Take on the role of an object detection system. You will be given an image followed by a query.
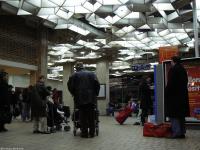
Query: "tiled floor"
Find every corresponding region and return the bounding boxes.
[0,116,200,150]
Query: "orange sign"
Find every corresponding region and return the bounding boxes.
[159,46,179,63]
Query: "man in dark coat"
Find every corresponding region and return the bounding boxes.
[165,56,190,138]
[138,76,152,126]
[67,62,100,138]
[31,75,50,134]
[0,70,11,132]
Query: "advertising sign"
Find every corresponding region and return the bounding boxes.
[159,46,179,63]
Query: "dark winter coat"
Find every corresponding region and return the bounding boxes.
[0,80,10,107]
[165,63,190,118]
[0,80,11,123]
[138,80,152,110]
[67,69,100,108]
[30,82,50,117]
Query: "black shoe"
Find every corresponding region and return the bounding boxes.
[33,130,41,134]
[81,134,88,138]
[40,131,51,134]
[167,134,185,139]
[133,122,140,125]
[89,134,95,138]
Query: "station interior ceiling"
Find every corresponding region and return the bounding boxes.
[0,0,198,80]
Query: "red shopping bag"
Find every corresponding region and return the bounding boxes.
[143,123,172,137]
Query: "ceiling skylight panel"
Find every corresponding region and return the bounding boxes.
[124,12,140,19]
[68,25,90,36]
[96,0,121,5]
[64,5,91,13]
[105,15,120,24]
[158,29,170,36]
[41,0,57,7]
[114,5,130,18]
[82,1,102,12]
[17,9,31,15]
[26,0,41,7]
[175,33,188,40]
[38,8,55,15]
[49,0,65,6]
[5,1,19,8]
[22,1,37,13]
[56,9,73,20]
[153,3,175,11]
[122,25,135,33]
[62,0,87,6]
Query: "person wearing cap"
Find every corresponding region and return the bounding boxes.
[165,56,190,138]
[68,62,100,138]
[0,70,11,132]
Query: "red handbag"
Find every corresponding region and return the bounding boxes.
[143,123,172,137]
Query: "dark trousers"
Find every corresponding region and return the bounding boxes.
[170,117,186,136]
[141,109,148,125]
[79,104,95,136]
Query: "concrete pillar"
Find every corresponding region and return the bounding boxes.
[37,28,48,78]
[193,0,199,57]
[63,63,74,111]
[96,60,109,115]
[30,71,37,86]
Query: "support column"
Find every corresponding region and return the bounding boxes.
[37,28,48,79]
[96,60,109,115]
[193,0,199,57]
[63,63,74,111]
[30,71,37,86]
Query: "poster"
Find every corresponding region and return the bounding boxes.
[164,58,200,123]
[159,46,179,63]
[184,62,200,120]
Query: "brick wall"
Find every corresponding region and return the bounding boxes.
[0,15,40,65]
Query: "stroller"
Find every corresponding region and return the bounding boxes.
[72,103,99,136]
[47,102,71,132]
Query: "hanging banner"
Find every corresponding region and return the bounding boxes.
[159,46,179,63]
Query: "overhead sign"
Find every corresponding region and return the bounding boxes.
[159,46,179,63]
[132,64,151,71]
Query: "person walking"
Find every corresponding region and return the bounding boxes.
[30,75,50,134]
[137,76,152,126]
[68,62,100,138]
[165,56,190,139]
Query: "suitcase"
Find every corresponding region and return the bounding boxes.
[115,106,133,125]
[143,122,172,137]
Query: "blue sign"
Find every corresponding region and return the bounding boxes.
[132,64,151,71]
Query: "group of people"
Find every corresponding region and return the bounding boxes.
[0,70,62,134]
[0,56,190,139]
